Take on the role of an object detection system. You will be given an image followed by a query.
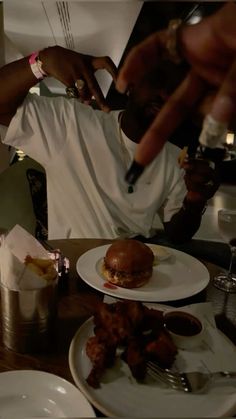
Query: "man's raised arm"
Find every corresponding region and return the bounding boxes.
[0,46,118,126]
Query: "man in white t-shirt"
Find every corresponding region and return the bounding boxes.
[0,46,219,240]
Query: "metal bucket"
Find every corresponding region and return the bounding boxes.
[0,279,58,353]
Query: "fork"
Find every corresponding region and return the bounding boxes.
[147,361,236,392]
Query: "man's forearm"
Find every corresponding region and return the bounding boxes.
[163,199,206,244]
[0,56,41,125]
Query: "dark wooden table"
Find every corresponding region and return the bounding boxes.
[0,238,235,396]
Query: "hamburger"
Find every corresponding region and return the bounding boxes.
[102,239,154,288]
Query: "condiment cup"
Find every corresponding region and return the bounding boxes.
[164,310,204,350]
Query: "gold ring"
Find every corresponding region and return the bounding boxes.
[66,86,79,98]
[76,79,85,91]
[166,19,183,64]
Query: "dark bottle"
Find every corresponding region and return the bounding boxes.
[195,144,226,166]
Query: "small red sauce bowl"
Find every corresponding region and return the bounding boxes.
[164,310,203,349]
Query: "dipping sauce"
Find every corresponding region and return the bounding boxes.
[164,311,202,337]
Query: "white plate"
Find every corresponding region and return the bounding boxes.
[76,244,209,302]
[69,314,236,418]
[0,370,95,418]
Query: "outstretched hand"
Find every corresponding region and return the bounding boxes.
[116,3,236,167]
[41,46,118,112]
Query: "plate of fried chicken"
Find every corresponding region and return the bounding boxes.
[69,300,236,417]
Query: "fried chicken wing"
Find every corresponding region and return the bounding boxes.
[86,335,116,388]
[122,337,146,380]
[145,330,177,368]
[94,301,132,345]
[142,306,164,332]
[85,301,177,388]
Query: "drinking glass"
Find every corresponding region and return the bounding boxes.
[213,209,236,292]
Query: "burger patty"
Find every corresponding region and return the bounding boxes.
[102,261,152,288]
[104,263,152,278]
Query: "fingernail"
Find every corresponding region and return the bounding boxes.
[211,96,234,122]
[125,160,144,185]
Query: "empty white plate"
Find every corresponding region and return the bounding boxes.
[0,370,95,418]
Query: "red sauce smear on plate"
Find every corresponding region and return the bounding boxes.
[104,282,117,289]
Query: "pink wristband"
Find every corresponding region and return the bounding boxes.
[29,51,47,80]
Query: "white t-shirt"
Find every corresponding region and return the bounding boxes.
[1,94,186,239]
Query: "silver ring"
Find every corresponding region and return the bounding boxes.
[205,180,214,187]
[76,79,85,91]
[66,86,79,98]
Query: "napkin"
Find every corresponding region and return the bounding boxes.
[0,224,56,290]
